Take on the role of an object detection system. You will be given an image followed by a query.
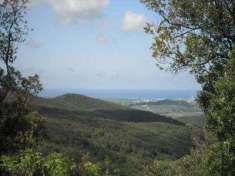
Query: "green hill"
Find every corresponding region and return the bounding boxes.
[32,94,198,176]
[32,94,184,125]
[43,116,193,176]
[32,93,122,111]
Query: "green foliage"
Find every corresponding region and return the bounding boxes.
[142,0,235,175]
[141,0,234,76]
[0,1,77,175]
[173,150,205,176]
[33,94,184,125]
[32,94,195,176]
[32,92,190,175]
[127,99,204,127]
[40,109,193,176]
[82,161,100,176]
[144,160,173,176]
[0,0,43,154]
[144,149,205,176]
[204,142,235,176]
[77,154,120,176]
[33,93,122,112]
[0,0,28,69]
[0,112,45,153]
[0,150,44,175]
[0,0,42,105]
[0,149,76,176]
[102,155,120,176]
[141,0,235,143]
[197,46,235,175]
[44,153,76,176]
[198,48,235,142]
[144,142,235,176]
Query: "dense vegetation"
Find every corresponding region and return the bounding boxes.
[141,0,235,175]
[1,0,234,175]
[0,1,196,175]
[127,99,204,127]
[32,94,184,125]
[32,94,123,111]
[33,94,195,176]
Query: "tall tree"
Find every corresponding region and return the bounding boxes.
[141,0,235,174]
[141,0,235,74]
[0,0,27,101]
[0,0,43,153]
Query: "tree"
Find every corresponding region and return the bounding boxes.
[0,0,43,153]
[141,0,234,74]
[200,47,235,175]
[0,149,76,176]
[202,47,235,142]
[141,0,235,175]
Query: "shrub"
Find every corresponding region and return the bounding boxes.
[0,112,45,153]
[0,149,76,176]
[83,161,100,176]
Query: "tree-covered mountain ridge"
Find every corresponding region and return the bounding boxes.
[31,93,185,125]
[27,93,198,176]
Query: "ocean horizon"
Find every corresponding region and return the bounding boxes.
[40,89,200,100]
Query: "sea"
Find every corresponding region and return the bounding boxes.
[40,89,200,101]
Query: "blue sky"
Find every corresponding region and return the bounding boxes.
[16,0,200,90]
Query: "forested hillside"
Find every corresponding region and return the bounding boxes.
[32,94,195,176]
[0,0,234,176]
[125,99,204,127]
[32,94,184,124]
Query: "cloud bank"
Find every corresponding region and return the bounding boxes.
[121,11,146,32]
[31,0,109,23]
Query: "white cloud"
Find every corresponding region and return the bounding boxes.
[31,0,109,23]
[121,11,146,32]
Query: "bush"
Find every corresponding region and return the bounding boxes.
[204,142,235,176]
[44,153,76,176]
[0,112,45,153]
[83,161,100,176]
[0,149,76,176]
[144,142,235,176]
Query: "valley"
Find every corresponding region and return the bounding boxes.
[31,94,204,176]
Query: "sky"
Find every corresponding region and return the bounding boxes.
[15,0,200,91]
